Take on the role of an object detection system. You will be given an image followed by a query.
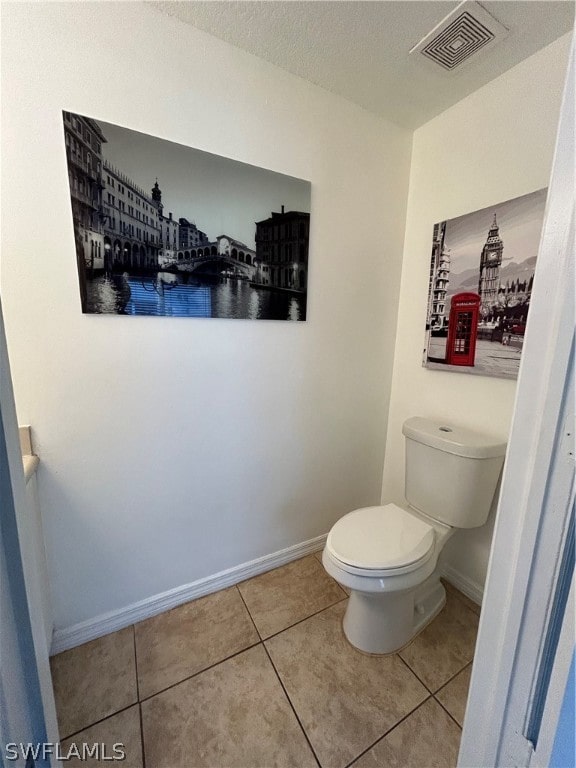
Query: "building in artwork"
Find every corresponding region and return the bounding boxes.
[478,213,504,315]
[101,166,162,271]
[147,180,182,267]
[152,181,180,265]
[216,236,255,265]
[63,112,308,290]
[254,207,310,291]
[158,232,255,271]
[494,273,534,332]
[64,112,184,274]
[427,221,450,333]
[178,218,210,252]
[63,111,107,272]
[158,211,180,266]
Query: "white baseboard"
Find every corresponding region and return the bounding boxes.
[439,562,484,606]
[51,533,327,656]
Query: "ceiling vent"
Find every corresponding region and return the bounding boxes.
[410,1,509,74]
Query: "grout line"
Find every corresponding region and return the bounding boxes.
[261,642,322,768]
[260,595,349,643]
[62,567,469,766]
[342,694,434,768]
[79,596,351,717]
[397,651,473,697]
[397,653,434,694]
[131,625,147,768]
[234,584,264,641]
[138,640,263,704]
[138,703,147,768]
[433,695,464,731]
[432,659,475,694]
[335,584,349,600]
[236,582,322,767]
[61,702,138,742]
[60,626,142,742]
[132,624,140,701]
[435,660,474,696]
[432,659,474,731]
[235,550,347,638]
[97,585,349,710]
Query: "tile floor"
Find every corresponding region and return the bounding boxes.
[50,553,480,768]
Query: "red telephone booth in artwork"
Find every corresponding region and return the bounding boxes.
[446,293,481,366]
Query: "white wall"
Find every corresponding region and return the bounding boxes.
[0,3,411,633]
[381,34,572,598]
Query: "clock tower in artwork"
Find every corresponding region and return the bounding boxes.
[478,213,503,316]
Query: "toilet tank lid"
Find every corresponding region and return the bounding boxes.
[402,417,507,459]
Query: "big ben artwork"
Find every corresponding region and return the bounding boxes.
[478,214,503,316]
[423,188,547,381]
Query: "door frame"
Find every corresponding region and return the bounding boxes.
[0,301,61,766]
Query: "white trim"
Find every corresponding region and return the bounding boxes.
[51,533,327,655]
[52,538,484,656]
[439,563,483,606]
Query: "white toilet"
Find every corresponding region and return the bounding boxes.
[322,417,506,654]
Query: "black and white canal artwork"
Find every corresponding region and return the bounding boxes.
[63,112,311,320]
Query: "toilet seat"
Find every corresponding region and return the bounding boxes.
[326,504,435,577]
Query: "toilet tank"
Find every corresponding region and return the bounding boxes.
[402,417,506,528]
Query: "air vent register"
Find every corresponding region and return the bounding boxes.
[410,1,509,73]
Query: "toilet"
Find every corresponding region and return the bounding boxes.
[322,417,506,654]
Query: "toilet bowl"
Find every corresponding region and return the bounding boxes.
[322,503,454,654]
[322,417,506,655]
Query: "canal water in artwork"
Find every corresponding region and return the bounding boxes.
[85,272,306,320]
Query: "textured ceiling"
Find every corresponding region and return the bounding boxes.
[150,1,574,128]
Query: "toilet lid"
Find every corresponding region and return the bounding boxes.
[326,504,435,571]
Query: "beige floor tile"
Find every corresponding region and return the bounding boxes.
[352,698,461,768]
[265,601,428,768]
[60,705,142,767]
[238,554,346,638]
[442,579,482,616]
[50,627,137,739]
[436,664,473,726]
[399,592,479,692]
[135,586,259,699]
[141,645,317,768]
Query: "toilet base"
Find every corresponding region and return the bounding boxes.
[342,575,446,655]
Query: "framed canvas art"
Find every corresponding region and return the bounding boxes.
[63,112,311,320]
[423,188,547,380]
